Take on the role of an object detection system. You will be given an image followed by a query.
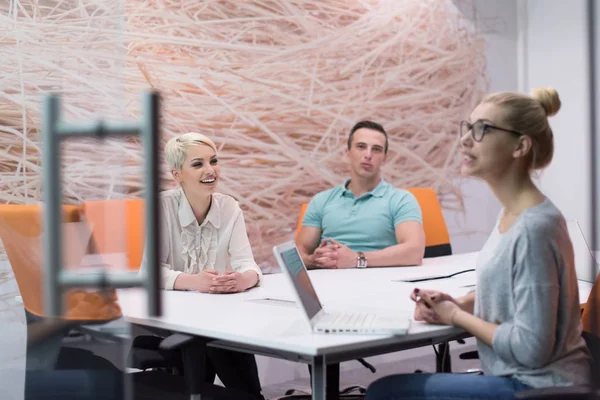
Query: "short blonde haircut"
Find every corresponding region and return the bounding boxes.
[482,87,561,170]
[164,132,217,171]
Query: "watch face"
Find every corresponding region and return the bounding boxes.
[356,252,367,268]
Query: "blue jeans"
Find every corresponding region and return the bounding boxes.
[365,373,531,400]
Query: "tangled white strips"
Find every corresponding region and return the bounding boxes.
[1,0,487,267]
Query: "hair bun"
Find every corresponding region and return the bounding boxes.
[531,87,561,117]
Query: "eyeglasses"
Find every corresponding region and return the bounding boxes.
[459,120,523,142]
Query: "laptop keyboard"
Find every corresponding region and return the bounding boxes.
[320,312,376,328]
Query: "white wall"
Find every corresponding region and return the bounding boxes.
[522,0,593,267]
[448,0,596,264]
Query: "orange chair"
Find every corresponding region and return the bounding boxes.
[81,199,145,270]
[295,203,309,240]
[0,204,122,321]
[295,187,452,258]
[583,277,600,337]
[405,187,452,258]
[581,277,600,386]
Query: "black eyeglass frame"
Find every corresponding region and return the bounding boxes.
[459,120,523,142]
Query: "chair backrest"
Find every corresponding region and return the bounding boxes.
[583,282,600,336]
[0,204,80,317]
[0,204,122,320]
[126,200,145,269]
[405,187,452,258]
[294,187,451,258]
[581,276,600,384]
[81,199,145,270]
[295,203,309,240]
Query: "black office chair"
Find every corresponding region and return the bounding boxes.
[129,333,264,400]
[129,334,184,375]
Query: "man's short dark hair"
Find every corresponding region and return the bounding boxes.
[347,120,389,154]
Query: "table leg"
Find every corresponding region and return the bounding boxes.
[309,361,340,399]
[311,356,326,400]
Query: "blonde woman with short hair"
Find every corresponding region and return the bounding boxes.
[140,132,262,293]
[139,132,264,399]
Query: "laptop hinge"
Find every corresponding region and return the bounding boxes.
[312,308,327,328]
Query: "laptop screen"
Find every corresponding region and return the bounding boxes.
[279,246,323,320]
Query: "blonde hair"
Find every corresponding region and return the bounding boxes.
[164,132,217,171]
[482,87,561,170]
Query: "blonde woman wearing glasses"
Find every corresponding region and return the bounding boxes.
[366,88,592,399]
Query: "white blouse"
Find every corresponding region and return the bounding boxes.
[140,187,263,290]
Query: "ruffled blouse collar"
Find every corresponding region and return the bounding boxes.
[177,187,220,273]
[177,187,221,229]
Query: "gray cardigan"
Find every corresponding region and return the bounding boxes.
[475,198,591,388]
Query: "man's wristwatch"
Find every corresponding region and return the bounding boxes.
[356,251,368,269]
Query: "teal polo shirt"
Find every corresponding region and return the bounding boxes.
[302,179,422,252]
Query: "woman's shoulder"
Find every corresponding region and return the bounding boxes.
[160,188,181,200]
[158,188,183,208]
[514,198,568,248]
[520,198,564,230]
[212,192,242,212]
[212,193,245,229]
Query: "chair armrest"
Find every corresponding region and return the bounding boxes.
[159,333,198,350]
[514,386,598,400]
[458,350,479,360]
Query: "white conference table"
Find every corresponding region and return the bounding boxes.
[117,251,594,400]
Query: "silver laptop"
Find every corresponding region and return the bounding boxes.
[273,240,409,335]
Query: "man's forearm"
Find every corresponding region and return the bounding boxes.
[364,242,424,267]
[298,248,315,269]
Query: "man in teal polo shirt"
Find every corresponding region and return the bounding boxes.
[297,120,425,269]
